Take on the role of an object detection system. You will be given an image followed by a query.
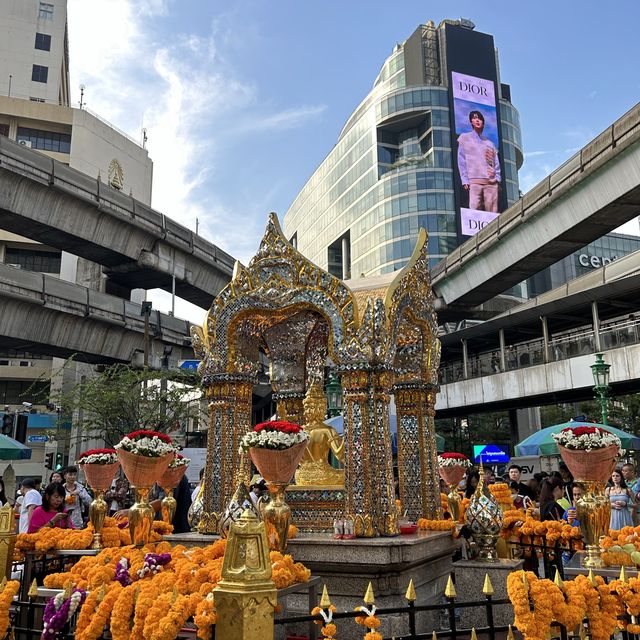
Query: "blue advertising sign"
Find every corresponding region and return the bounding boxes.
[178,360,200,371]
[473,444,510,464]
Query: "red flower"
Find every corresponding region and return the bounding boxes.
[561,426,611,437]
[253,420,301,434]
[125,429,173,443]
[440,452,468,460]
[78,448,117,459]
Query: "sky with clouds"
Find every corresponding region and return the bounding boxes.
[66,0,640,323]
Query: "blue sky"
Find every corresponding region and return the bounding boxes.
[66,0,640,321]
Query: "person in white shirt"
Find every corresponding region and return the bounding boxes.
[18,478,42,534]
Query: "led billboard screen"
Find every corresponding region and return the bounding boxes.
[473,444,510,464]
[452,71,501,236]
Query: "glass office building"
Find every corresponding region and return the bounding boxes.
[284,19,524,279]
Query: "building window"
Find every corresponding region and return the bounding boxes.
[16,127,71,153]
[31,64,49,83]
[35,33,51,51]
[38,3,54,20]
[0,380,50,405]
[5,248,62,274]
[0,124,8,137]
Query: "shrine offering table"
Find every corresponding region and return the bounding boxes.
[563,551,623,579]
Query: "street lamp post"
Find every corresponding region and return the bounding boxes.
[325,374,342,418]
[591,353,611,425]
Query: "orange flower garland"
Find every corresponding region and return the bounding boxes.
[417,518,455,532]
[488,482,513,509]
[0,580,20,638]
[311,604,337,639]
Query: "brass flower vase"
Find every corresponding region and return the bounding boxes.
[89,493,108,549]
[260,483,290,552]
[160,491,177,525]
[439,464,465,521]
[159,464,188,526]
[576,481,610,568]
[80,462,120,549]
[129,487,154,546]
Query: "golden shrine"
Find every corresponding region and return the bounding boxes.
[192,213,441,535]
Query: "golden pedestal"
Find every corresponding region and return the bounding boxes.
[214,510,277,640]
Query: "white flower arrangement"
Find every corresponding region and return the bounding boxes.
[76,449,118,465]
[115,429,177,458]
[552,426,622,451]
[438,453,472,468]
[168,454,190,468]
[239,420,309,451]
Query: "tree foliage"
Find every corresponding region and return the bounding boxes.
[49,363,204,447]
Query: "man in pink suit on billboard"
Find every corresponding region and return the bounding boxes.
[457,110,500,213]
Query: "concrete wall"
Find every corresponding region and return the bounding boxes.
[437,343,640,411]
[0,0,68,104]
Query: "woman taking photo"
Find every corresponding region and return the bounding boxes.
[28,483,74,533]
[539,476,565,521]
[606,468,634,530]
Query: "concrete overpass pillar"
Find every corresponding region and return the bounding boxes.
[462,339,469,379]
[499,329,506,372]
[541,316,551,364]
[592,301,602,351]
[510,406,542,448]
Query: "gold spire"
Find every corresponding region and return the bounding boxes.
[470,628,478,640]
[444,575,456,598]
[588,569,597,586]
[364,582,375,605]
[172,586,178,603]
[620,565,628,582]
[28,579,38,598]
[553,567,564,591]
[405,579,416,602]
[97,584,106,603]
[63,582,73,599]
[507,624,515,640]
[320,584,331,608]
[482,574,494,596]
[0,577,7,591]
[521,571,529,590]
[432,633,437,640]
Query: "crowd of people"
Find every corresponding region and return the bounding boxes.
[12,465,201,535]
[455,461,640,531]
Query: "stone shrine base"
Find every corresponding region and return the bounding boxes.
[453,558,523,630]
[165,530,460,639]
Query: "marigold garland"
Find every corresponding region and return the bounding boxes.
[311,604,337,639]
[0,580,20,638]
[417,518,455,532]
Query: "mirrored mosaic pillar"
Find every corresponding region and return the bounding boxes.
[394,382,440,520]
[273,390,305,426]
[342,370,398,536]
[201,376,254,534]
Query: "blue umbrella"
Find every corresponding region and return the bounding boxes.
[515,421,640,456]
[324,415,445,453]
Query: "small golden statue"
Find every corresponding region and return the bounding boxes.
[295,383,344,487]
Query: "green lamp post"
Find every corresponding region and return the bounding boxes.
[325,374,342,418]
[590,353,611,425]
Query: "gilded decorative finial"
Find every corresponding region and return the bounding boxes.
[28,579,38,598]
[432,633,437,640]
[364,582,375,605]
[507,624,515,640]
[553,567,564,591]
[521,571,529,590]
[405,579,416,602]
[470,628,478,640]
[482,574,494,596]
[588,569,597,586]
[444,575,456,598]
[620,565,627,582]
[320,584,331,608]
[63,582,73,599]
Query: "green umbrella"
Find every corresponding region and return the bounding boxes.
[0,434,32,460]
[515,421,640,456]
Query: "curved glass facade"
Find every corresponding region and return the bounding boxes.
[284,20,523,279]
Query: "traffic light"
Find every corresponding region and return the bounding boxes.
[1,413,13,437]
[45,452,54,470]
[14,415,27,444]
[55,453,65,470]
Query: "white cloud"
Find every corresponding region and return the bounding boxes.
[66,1,323,323]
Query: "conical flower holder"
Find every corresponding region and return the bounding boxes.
[439,465,465,521]
[80,462,120,549]
[249,441,306,552]
[159,465,188,525]
[117,450,173,546]
[558,445,619,567]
